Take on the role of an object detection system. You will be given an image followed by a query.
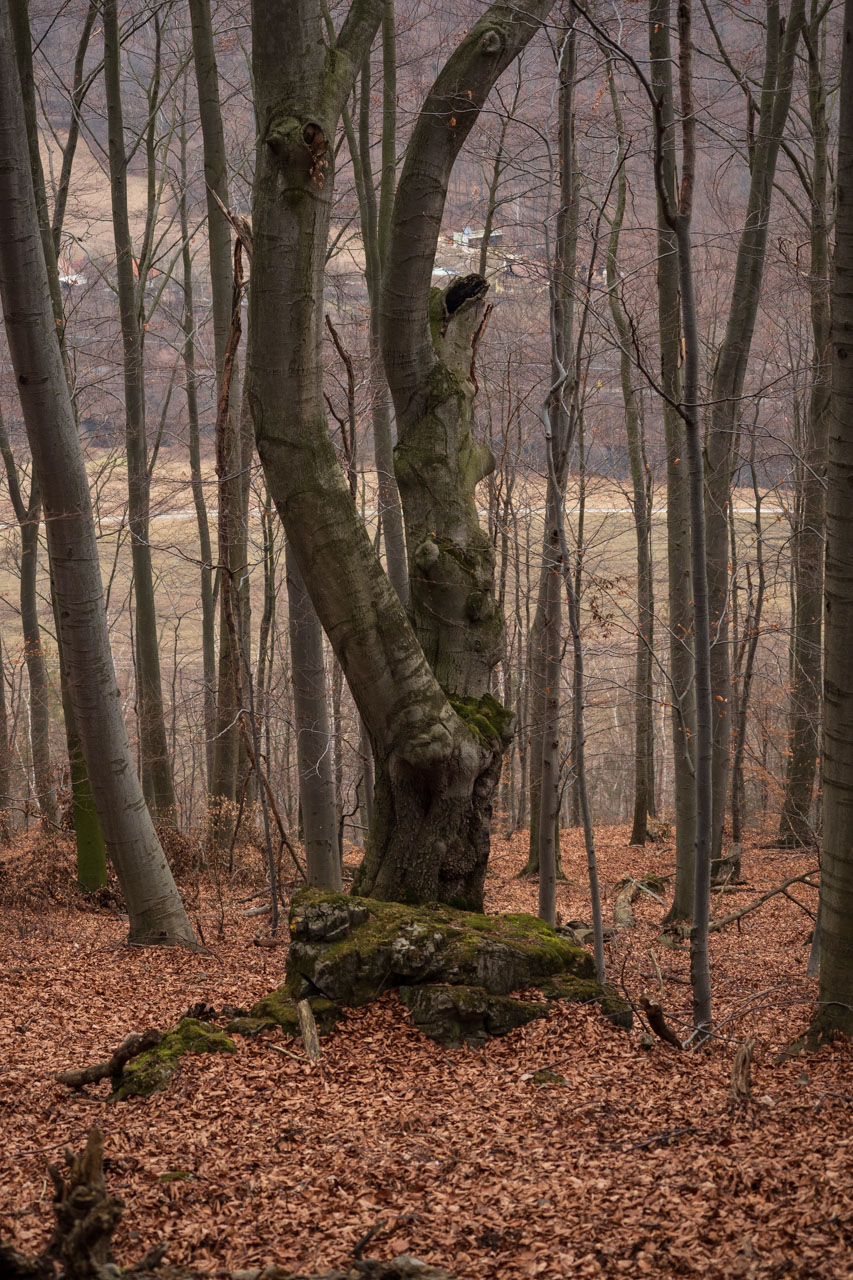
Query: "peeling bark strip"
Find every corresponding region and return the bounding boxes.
[249,2,553,906]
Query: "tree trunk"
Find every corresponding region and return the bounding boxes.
[703,0,804,863]
[189,0,245,823]
[818,0,853,1037]
[103,0,176,824]
[177,110,217,793]
[250,0,550,906]
[0,9,195,945]
[650,0,696,921]
[778,0,830,847]
[606,62,655,845]
[0,627,13,842]
[286,543,340,889]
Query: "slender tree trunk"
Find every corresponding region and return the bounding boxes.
[0,416,60,830]
[0,628,12,842]
[606,63,655,844]
[818,0,853,1036]
[286,544,340,889]
[103,0,176,823]
[0,11,195,944]
[651,0,696,922]
[177,113,216,791]
[537,25,577,914]
[672,0,712,1035]
[189,0,244,821]
[779,0,830,847]
[704,0,805,863]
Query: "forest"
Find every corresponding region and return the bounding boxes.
[0,0,851,1276]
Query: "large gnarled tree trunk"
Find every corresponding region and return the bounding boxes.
[249,0,552,907]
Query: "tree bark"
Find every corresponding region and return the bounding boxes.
[286,543,340,890]
[818,0,853,1036]
[704,0,804,863]
[0,6,196,946]
[250,1,551,907]
[778,0,830,847]
[650,0,696,922]
[606,62,655,846]
[188,0,245,825]
[103,0,176,824]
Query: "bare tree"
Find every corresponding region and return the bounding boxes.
[0,4,196,946]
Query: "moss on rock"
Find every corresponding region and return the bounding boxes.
[113,1018,235,1100]
[541,974,633,1030]
[286,888,594,1011]
[246,990,341,1037]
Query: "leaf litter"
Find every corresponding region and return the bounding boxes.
[0,825,850,1278]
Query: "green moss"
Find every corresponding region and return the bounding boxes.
[540,975,633,1031]
[249,990,301,1032]
[532,1069,567,1086]
[248,988,341,1036]
[158,1171,194,1183]
[448,692,513,748]
[113,1018,235,1100]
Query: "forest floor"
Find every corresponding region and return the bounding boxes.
[0,824,849,1279]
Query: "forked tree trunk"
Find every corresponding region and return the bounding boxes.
[0,9,195,946]
[250,0,551,907]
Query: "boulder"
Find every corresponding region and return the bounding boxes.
[281,889,631,1047]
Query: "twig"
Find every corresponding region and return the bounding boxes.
[266,1043,309,1063]
[352,1217,387,1262]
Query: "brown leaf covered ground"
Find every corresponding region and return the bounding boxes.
[1,825,850,1279]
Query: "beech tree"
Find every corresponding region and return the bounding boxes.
[0,3,196,948]
[819,0,853,1036]
[249,0,554,907]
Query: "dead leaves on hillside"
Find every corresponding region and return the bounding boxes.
[0,825,851,1279]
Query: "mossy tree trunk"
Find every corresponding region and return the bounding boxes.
[250,0,552,908]
[10,0,106,878]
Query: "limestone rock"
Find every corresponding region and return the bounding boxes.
[280,889,630,1046]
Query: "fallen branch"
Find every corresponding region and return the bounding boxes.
[56,1030,161,1091]
[613,875,666,928]
[709,871,818,933]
